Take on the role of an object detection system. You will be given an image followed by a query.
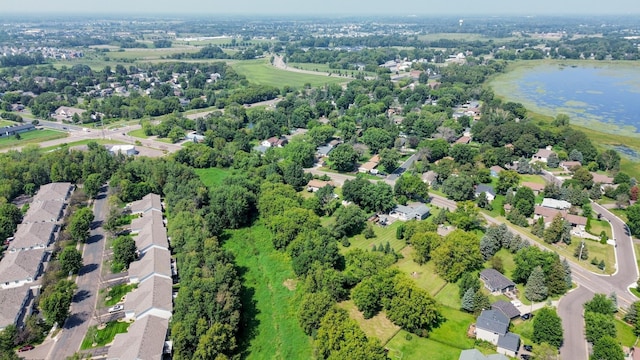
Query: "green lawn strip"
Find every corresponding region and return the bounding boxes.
[342,221,406,253]
[428,306,476,350]
[232,59,348,88]
[434,283,462,309]
[223,224,312,360]
[80,321,130,349]
[519,174,547,185]
[40,139,128,152]
[338,300,401,345]
[511,317,534,345]
[127,128,148,139]
[0,119,17,127]
[104,283,136,307]
[615,318,637,347]
[0,129,67,149]
[588,219,613,239]
[394,250,447,295]
[385,330,468,360]
[194,167,232,188]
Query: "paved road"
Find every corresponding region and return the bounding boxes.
[305,167,639,359]
[45,186,110,359]
[387,153,418,181]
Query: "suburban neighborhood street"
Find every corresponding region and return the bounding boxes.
[305,166,639,358]
[25,185,111,360]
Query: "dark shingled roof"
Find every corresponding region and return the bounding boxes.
[492,300,520,319]
[476,309,509,335]
[497,332,520,352]
[480,269,516,292]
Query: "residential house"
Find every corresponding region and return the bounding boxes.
[130,193,163,215]
[475,309,521,357]
[480,269,516,295]
[475,184,496,202]
[491,300,521,320]
[455,136,471,144]
[459,349,508,360]
[33,182,72,202]
[107,315,170,360]
[0,285,32,331]
[109,145,137,156]
[531,146,555,163]
[128,247,172,285]
[591,172,615,189]
[124,276,173,320]
[521,182,545,195]
[390,203,431,221]
[560,161,581,171]
[475,309,509,345]
[9,222,57,251]
[53,106,85,120]
[534,206,587,231]
[130,210,164,234]
[497,332,521,357]
[261,136,288,148]
[307,179,334,192]
[185,132,205,143]
[22,200,65,224]
[0,124,35,139]
[316,144,334,158]
[0,248,46,289]
[358,161,378,174]
[422,171,437,186]
[134,219,169,254]
[490,166,504,178]
[541,198,571,210]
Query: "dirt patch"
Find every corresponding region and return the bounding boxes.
[283,279,297,291]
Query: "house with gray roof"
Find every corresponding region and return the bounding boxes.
[0,123,35,139]
[107,315,170,360]
[128,247,172,285]
[0,285,32,331]
[0,248,46,289]
[22,200,65,224]
[459,349,508,360]
[497,332,521,357]
[390,203,431,221]
[491,300,521,319]
[135,220,169,253]
[33,182,72,203]
[9,222,57,251]
[130,193,162,215]
[475,184,496,202]
[480,269,516,295]
[124,276,173,321]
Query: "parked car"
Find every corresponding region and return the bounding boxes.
[18,345,34,352]
[523,344,533,352]
[108,304,124,313]
[521,313,532,320]
[520,355,531,360]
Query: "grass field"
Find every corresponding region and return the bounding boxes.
[338,300,400,344]
[341,221,407,253]
[0,119,16,127]
[127,128,148,139]
[194,167,232,188]
[589,219,613,239]
[615,319,637,347]
[0,129,67,149]
[232,59,349,88]
[80,321,130,349]
[394,247,448,295]
[287,62,376,77]
[520,174,546,185]
[223,224,312,360]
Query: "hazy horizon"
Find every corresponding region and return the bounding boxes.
[0,0,638,16]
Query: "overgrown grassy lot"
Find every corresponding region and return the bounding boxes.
[223,224,312,360]
[0,129,67,149]
[194,167,232,188]
[232,59,349,88]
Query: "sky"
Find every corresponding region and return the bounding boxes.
[0,0,638,15]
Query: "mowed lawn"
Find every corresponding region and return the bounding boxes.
[338,300,400,344]
[232,59,348,88]
[223,224,312,360]
[341,221,407,254]
[194,167,232,188]
[0,129,67,149]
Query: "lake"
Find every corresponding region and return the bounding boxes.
[490,63,640,136]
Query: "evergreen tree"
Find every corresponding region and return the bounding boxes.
[461,288,475,312]
[574,241,589,260]
[434,208,448,225]
[525,266,548,302]
[472,290,491,314]
[457,272,481,299]
[562,259,573,289]
[546,259,567,296]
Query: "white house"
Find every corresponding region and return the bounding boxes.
[124,276,173,321]
[390,203,431,221]
[541,198,571,210]
[531,146,555,163]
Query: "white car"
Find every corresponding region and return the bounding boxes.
[108,304,123,313]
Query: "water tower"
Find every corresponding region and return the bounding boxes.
[459,19,464,27]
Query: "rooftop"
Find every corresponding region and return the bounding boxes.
[23,200,64,223]
[476,309,509,335]
[130,193,162,214]
[9,222,56,251]
[491,300,520,319]
[128,247,172,284]
[107,315,169,360]
[497,332,520,352]
[480,269,516,292]
[33,182,72,202]
[541,198,571,210]
[125,276,173,320]
[0,285,31,330]
[0,248,45,284]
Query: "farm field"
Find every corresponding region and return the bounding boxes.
[232,59,349,88]
[0,129,67,149]
[223,224,312,360]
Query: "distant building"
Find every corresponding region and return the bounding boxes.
[489,166,504,178]
[531,146,555,163]
[475,184,496,202]
[541,198,571,210]
[0,123,35,138]
[459,349,508,360]
[109,145,137,156]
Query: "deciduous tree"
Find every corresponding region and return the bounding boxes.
[532,307,563,348]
